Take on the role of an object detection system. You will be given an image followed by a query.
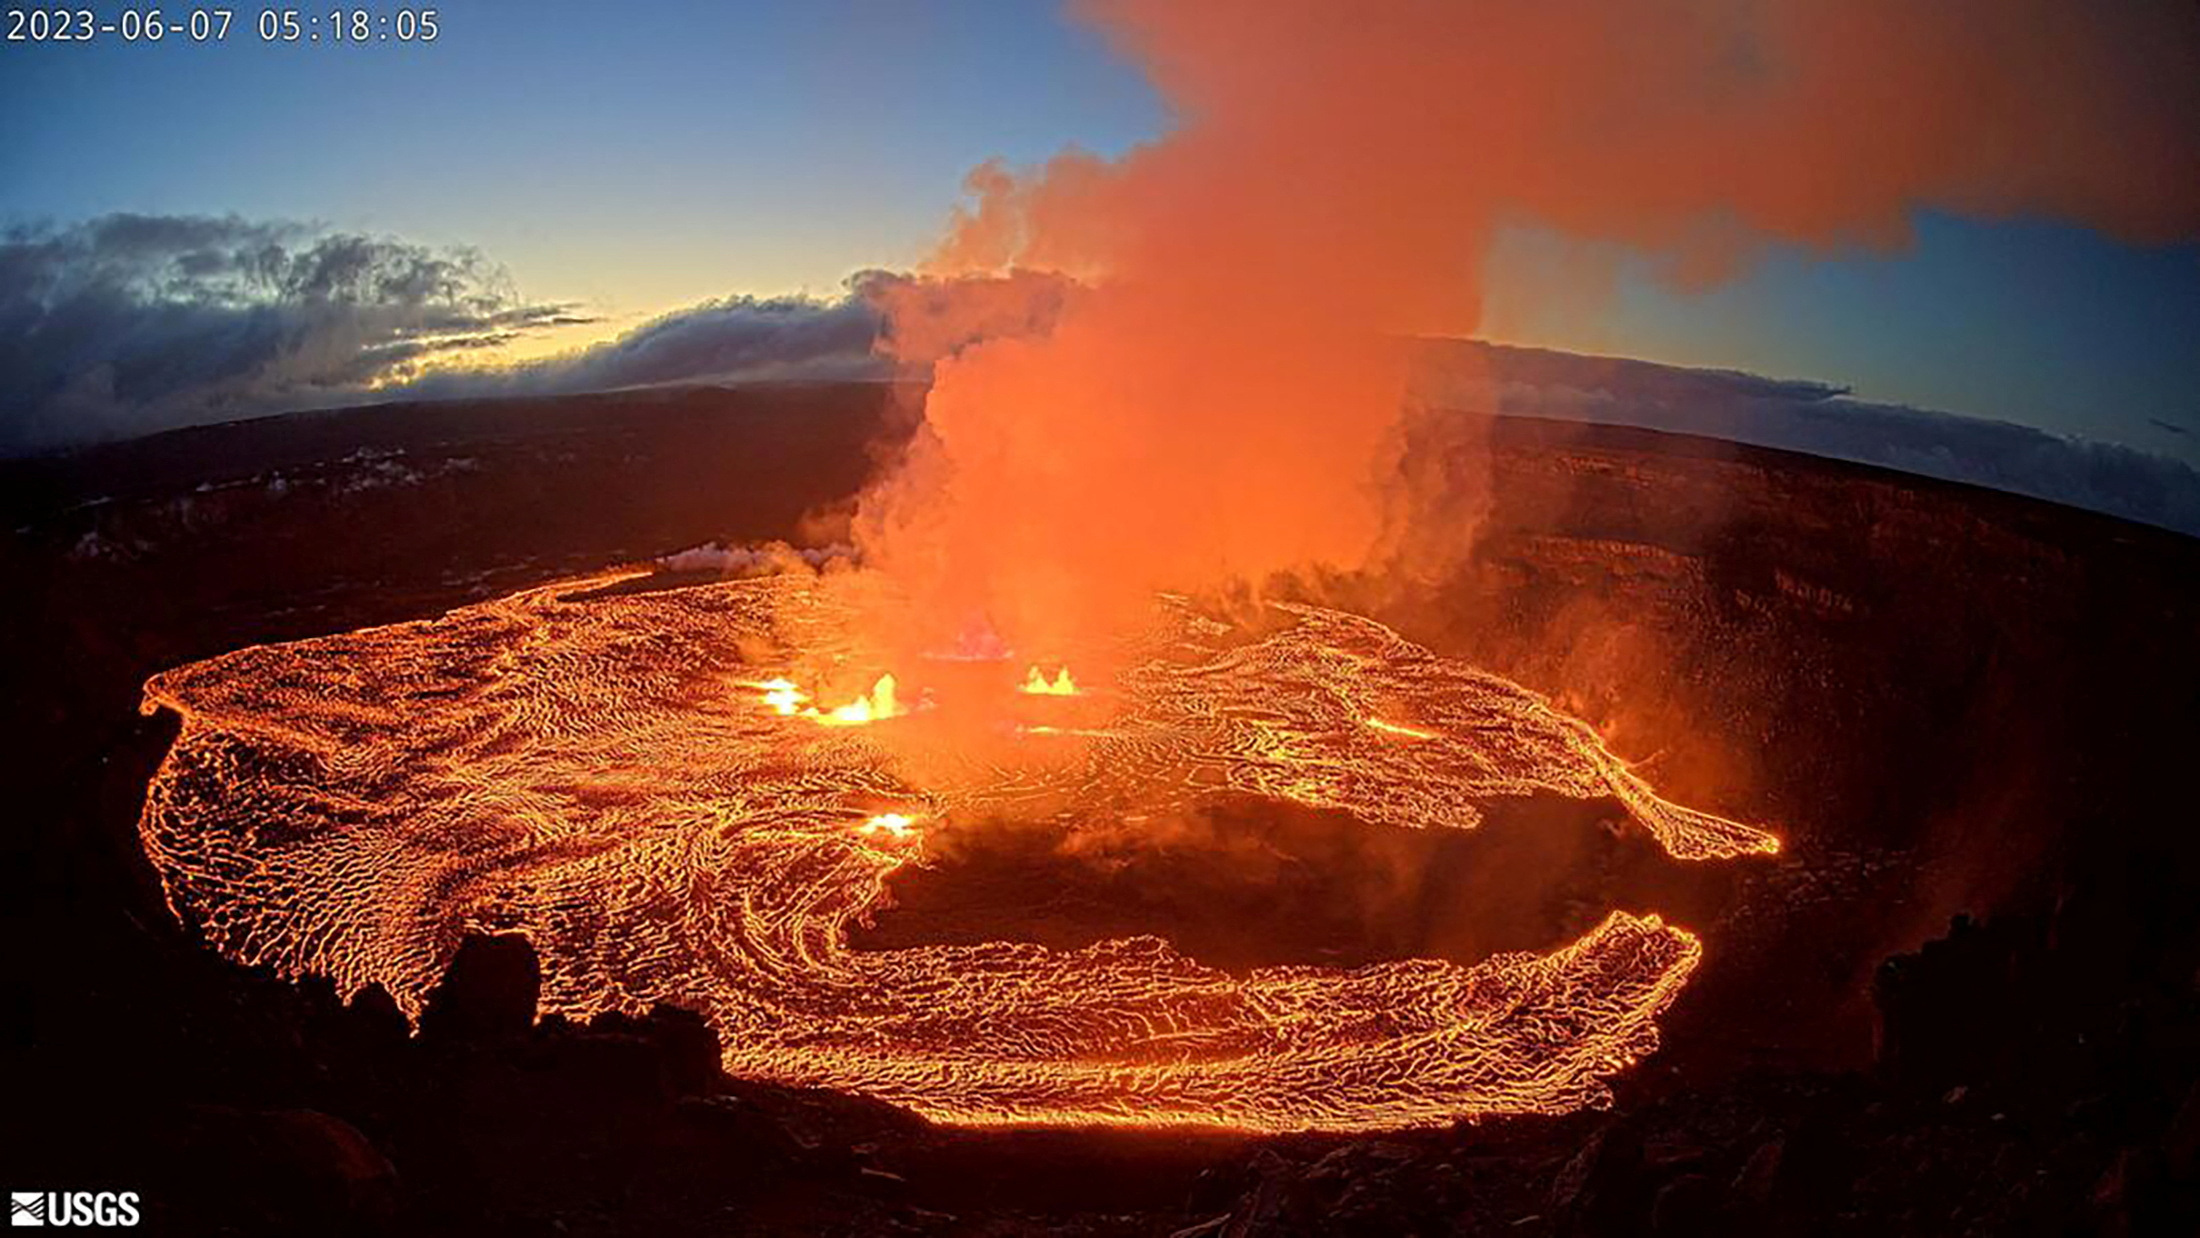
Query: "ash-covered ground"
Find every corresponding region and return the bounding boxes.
[5,381,2198,1235]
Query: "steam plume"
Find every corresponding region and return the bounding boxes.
[857,0,2200,648]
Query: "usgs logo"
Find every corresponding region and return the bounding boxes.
[9,1193,140,1228]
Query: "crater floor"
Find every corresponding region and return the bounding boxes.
[139,568,1777,1132]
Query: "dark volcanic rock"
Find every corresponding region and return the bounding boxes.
[344,982,410,1050]
[1549,1122,1649,1236]
[417,934,541,1045]
[581,1002,726,1097]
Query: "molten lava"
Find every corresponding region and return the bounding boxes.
[818,673,901,726]
[755,672,904,726]
[859,812,922,843]
[137,569,1777,1132]
[1021,666,1077,695]
[1364,716,1439,741]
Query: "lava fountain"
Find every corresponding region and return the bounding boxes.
[137,566,1776,1133]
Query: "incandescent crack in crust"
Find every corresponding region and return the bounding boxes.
[136,569,1777,1133]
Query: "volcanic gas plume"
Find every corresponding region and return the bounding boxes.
[857,0,2200,657]
[138,569,1775,1131]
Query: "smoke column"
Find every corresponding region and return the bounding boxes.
[857,0,2200,653]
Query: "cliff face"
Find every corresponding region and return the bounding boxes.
[1372,413,2200,1077]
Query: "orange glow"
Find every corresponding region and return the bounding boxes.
[854,0,2200,669]
[755,677,808,716]
[138,570,1779,1132]
[1364,716,1437,740]
[1020,723,1112,738]
[858,812,921,842]
[1020,665,1077,695]
[753,673,902,726]
[818,674,900,726]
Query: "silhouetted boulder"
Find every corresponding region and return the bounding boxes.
[343,982,409,1049]
[417,934,540,1045]
[576,1002,725,1097]
[545,1028,669,1109]
[641,1002,724,1095]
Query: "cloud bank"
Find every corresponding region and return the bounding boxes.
[396,288,886,402]
[0,220,1083,452]
[1414,340,2200,539]
[0,214,591,452]
[394,268,1077,402]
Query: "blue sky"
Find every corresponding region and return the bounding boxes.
[4,0,2195,462]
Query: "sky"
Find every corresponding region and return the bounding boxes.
[1,1,1165,327]
[3,0,2196,464]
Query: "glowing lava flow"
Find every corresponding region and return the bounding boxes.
[137,570,1778,1132]
[755,673,903,725]
[1020,665,1078,695]
[859,811,922,841]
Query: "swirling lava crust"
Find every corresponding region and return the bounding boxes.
[138,570,1778,1132]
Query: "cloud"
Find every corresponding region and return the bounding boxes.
[0,213,589,452]
[397,287,887,401]
[1413,339,2200,539]
[392,268,1078,403]
[0,219,1085,455]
